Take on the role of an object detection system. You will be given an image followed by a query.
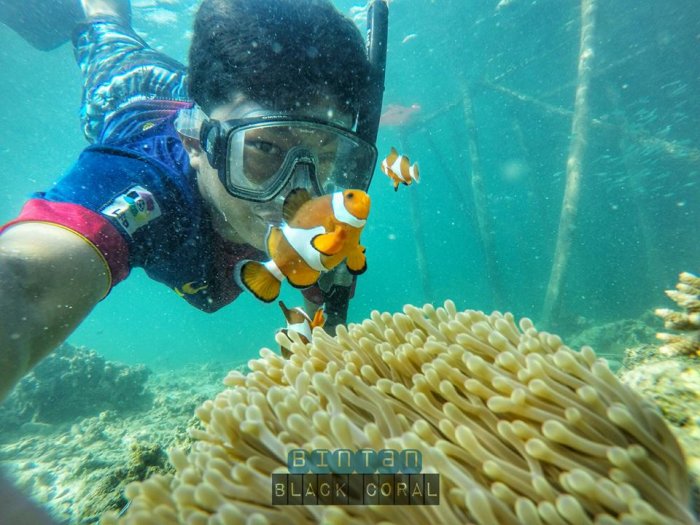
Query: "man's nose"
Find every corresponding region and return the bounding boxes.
[289,164,317,190]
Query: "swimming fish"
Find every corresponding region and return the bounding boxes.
[277,301,326,358]
[379,103,421,127]
[236,188,370,302]
[381,147,420,191]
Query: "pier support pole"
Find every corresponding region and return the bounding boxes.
[461,83,505,309]
[542,0,598,326]
[399,131,433,303]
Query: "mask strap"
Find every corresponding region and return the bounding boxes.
[174,105,207,140]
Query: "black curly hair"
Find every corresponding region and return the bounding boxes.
[188,0,371,118]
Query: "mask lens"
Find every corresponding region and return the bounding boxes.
[318,135,377,193]
[224,120,377,202]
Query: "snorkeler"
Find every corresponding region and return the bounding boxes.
[0,0,388,400]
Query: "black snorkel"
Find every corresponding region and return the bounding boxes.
[356,0,389,146]
[322,0,389,334]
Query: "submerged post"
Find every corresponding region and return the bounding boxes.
[398,131,433,303]
[607,84,662,294]
[542,0,598,326]
[461,82,505,309]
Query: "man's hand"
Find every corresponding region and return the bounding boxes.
[310,266,355,336]
[0,223,110,401]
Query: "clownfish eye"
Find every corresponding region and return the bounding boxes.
[346,192,354,199]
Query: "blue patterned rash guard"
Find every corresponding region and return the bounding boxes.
[1,100,269,312]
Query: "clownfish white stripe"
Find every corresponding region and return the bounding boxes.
[264,259,285,282]
[332,191,366,228]
[389,156,410,181]
[282,224,326,272]
[287,321,312,340]
[291,306,311,320]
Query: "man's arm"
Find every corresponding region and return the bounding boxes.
[303,266,355,336]
[0,223,110,401]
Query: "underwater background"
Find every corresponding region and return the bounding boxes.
[1,1,700,523]
[0,0,698,371]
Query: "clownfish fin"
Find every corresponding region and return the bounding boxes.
[399,156,411,181]
[279,301,313,326]
[312,227,346,255]
[346,245,367,275]
[380,158,389,176]
[266,226,286,262]
[278,329,292,359]
[286,265,322,288]
[410,162,420,183]
[236,260,281,302]
[311,307,326,329]
[278,300,294,322]
[393,179,400,191]
[282,188,312,223]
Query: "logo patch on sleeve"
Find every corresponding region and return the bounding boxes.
[101,185,162,236]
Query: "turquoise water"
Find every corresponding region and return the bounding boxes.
[0,0,698,371]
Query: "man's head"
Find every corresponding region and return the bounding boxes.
[188,0,370,118]
[182,0,375,251]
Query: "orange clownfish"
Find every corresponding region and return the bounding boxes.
[277,301,326,358]
[381,147,420,191]
[236,188,370,302]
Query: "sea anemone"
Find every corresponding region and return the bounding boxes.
[102,301,693,525]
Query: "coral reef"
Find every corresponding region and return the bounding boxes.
[618,355,700,514]
[567,313,658,372]
[619,355,699,427]
[655,272,700,357]
[0,344,151,432]
[102,301,693,525]
[612,271,700,517]
[0,364,228,524]
[617,344,671,373]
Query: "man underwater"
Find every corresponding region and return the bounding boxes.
[0,0,388,400]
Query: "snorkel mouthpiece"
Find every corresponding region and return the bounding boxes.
[250,163,319,227]
[286,162,321,198]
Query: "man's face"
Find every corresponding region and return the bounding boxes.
[184,94,352,251]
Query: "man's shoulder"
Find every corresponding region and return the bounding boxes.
[99,99,192,147]
[44,103,200,247]
[72,143,192,201]
[75,99,195,197]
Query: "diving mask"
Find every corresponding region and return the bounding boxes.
[176,106,378,203]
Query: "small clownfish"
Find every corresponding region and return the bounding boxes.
[277,301,326,358]
[380,147,420,191]
[236,188,370,302]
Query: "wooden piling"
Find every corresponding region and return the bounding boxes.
[541,0,598,326]
[480,80,700,165]
[399,131,433,303]
[461,83,505,309]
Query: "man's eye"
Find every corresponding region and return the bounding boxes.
[249,140,282,155]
